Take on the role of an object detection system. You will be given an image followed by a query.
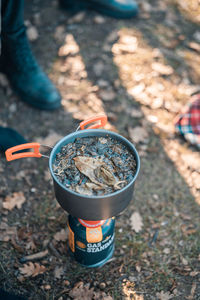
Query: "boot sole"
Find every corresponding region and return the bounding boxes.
[59,0,138,19]
[0,67,61,111]
[12,88,61,110]
[19,96,61,110]
[2,77,61,110]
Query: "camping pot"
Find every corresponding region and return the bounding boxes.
[5,115,140,220]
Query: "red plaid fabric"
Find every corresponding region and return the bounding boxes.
[175,94,200,148]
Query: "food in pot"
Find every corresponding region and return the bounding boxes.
[53,135,137,196]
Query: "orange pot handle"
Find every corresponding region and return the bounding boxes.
[79,115,107,130]
[5,143,42,161]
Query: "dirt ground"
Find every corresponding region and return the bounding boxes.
[0,0,200,299]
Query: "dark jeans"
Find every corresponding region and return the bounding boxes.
[0,0,27,152]
[1,0,24,34]
[0,0,25,55]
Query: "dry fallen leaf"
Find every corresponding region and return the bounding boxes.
[93,15,106,24]
[181,257,188,266]
[106,30,118,43]
[181,224,197,236]
[54,229,67,242]
[0,73,9,87]
[163,248,171,254]
[75,184,94,196]
[19,262,46,277]
[135,263,141,273]
[74,156,121,192]
[130,212,143,233]
[187,282,197,300]
[26,240,37,251]
[73,156,106,187]
[69,282,94,300]
[44,170,51,182]
[99,89,116,101]
[190,271,199,277]
[130,108,143,118]
[94,291,113,300]
[58,34,80,56]
[54,25,66,42]
[75,182,104,196]
[3,192,26,210]
[95,166,118,186]
[85,182,104,190]
[128,126,148,144]
[112,35,138,54]
[188,41,200,52]
[151,62,173,75]
[172,265,191,275]
[43,284,51,290]
[0,222,17,241]
[27,25,39,41]
[120,35,138,46]
[128,83,145,97]
[156,291,173,300]
[54,266,64,279]
[68,11,86,24]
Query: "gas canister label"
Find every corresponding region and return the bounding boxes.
[87,233,114,253]
[86,226,102,243]
[67,222,75,253]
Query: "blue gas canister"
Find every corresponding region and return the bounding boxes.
[67,215,115,267]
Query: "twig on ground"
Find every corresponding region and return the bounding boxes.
[20,249,48,263]
[49,242,61,258]
[0,262,6,273]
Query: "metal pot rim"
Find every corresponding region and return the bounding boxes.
[49,129,140,199]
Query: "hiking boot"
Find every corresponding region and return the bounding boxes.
[59,0,139,19]
[0,127,27,152]
[0,27,61,110]
[1,0,61,110]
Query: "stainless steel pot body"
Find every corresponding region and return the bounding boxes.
[49,129,140,220]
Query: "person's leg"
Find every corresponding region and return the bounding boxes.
[0,127,27,152]
[0,0,61,110]
[1,0,24,33]
[59,0,139,19]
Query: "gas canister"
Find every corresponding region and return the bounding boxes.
[67,215,115,267]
